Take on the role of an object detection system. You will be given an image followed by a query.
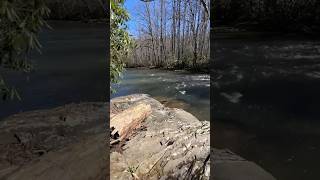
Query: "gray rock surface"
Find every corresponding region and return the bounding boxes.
[5,134,106,180]
[110,94,210,180]
[0,94,276,180]
[110,94,276,180]
[0,102,107,180]
[212,149,276,180]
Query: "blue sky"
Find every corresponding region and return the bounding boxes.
[124,0,145,37]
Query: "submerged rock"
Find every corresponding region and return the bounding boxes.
[220,92,243,103]
[153,96,191,110]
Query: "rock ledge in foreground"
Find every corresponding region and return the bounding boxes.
[110,94,276,180]
[110,94,210,179]
[0,102,107,180]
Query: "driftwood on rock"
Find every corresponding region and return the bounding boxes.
[110,103,152,142]
[110,94,276,180]
[110,94,211,180]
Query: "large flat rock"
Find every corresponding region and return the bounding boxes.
[5,134,106,180]
[110,94,276,180]
[214,161,276,180]
[0,102,107,179]
[212,149,276,180]
[110,94,210,179]
[0,94,276,180]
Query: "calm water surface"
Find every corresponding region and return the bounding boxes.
[0,21,106,119]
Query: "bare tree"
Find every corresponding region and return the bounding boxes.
[127,0,210,71]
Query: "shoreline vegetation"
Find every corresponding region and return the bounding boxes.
[213,27,320,40]
[125,0,210,73]
[44,0,320,37]
[124,64,210,73]
[214,0,320,34]
[44,0,106,21]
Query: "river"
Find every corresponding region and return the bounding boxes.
[114,35,320,179]
[214,33,320,180]
[1,21,320,179]
[111,68,210,121]
[0,21,107,119]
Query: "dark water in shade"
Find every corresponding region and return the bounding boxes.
[214,35,320,180]
[0,21,107,119]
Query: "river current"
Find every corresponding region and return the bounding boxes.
[1,21,320,180]
[112,68,210,121]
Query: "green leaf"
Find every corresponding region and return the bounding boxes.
[0,0,50,100]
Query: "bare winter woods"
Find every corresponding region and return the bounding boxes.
[214,0,320,32]
[126,0,210,71]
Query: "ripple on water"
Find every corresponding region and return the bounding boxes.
[113,69,210,121]
[179,90,186,95]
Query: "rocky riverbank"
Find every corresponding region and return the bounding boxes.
[110,94,275,180]
[0,102,107,180]
[0,94,275,179]
[110,94,210,179]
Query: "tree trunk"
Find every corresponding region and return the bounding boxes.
[110,103,152,142]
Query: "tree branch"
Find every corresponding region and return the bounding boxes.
[140,0,209,16]
[199,0,209,16]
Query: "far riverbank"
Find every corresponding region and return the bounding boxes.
[124,65,210,74]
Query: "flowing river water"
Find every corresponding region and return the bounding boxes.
[115,34,320,179]
[1,21,320,179]
[111,69,210,121]
[214,34,320,180]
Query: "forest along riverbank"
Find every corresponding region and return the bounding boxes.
[0,21,106,120]
[44,0,105,21]
[111,68,210,121]
[213,31,320,180]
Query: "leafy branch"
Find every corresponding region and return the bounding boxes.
[110,0,132,92]
[0,0,50,100]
